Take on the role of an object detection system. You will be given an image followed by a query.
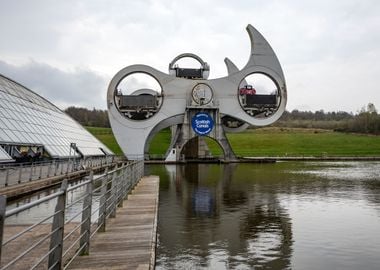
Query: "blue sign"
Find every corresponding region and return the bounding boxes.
[191,112,214,135]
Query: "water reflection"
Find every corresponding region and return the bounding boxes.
[151,164,293,269]
[148,162,380,270]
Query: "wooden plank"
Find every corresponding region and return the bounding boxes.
[68,176,159,270]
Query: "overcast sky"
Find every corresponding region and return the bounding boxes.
[1,0,380,112]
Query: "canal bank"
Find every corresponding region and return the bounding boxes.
[145,156,380,164]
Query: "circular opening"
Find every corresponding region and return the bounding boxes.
[114,72,163,120]
[238,73,280,118]
[169,54,209,79]
[174,57,203,69]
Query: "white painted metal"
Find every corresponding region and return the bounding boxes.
[107,24,287,159]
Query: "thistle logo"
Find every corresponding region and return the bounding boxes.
[191,112,214,135]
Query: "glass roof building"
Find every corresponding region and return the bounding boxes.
[0,73,113,162]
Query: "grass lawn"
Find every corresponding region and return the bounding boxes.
[226,127,380,157]
[86,126,380,157]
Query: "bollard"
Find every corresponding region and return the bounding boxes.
[79,171,93,255]
[48,179,68,270]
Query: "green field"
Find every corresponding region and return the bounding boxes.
[86,126,380,157]
[226,127,380,157]
[85,126,123,155]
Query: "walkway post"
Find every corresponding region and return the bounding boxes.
[48,179,68,270]
[98,168,109,232]
[122,166,130,201]
[117,166,125,207]
[109,171,117,218]
[79,171,93,255]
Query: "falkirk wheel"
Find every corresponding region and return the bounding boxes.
[107,24,287,162]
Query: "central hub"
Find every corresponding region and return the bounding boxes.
[192,83,213,105]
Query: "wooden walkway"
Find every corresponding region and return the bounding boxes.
[68,176,159,270]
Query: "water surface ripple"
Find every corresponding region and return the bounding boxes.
[147,161,380,270]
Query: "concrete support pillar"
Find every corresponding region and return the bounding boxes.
[165,108,237,162]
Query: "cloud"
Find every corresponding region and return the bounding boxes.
[0,60,109,110]
[1,0,380,112]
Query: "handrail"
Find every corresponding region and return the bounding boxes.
[0,155,125,188]
[5,191,64,217]
[0,160,144,270]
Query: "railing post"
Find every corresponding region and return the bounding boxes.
[48,179,68,270]
[119,165,128,205]
[54,160,58,176]
[133,162,139,186]
[29,162,34,181]
[66,160,70,174]
[140,160,144,180]
[0,195,6,264]
[109,171,117,218]
[18,164,22,184]
[117,167,124,208]
[98,168,109,232]
[131,163,135,188]
[79,171,93,256]
[59,161,64,175]
[121,166,129,202]
[115,169,122,205]
[5,168,9,187]
[47,161,52,177]
[38,162,43,179]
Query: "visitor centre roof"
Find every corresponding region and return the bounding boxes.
[0,146,13,162]
[0,73,113,158]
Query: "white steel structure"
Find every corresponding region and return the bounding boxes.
[0,74,113,161]
[107,25,287,161]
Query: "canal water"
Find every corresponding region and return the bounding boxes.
[146,161,380,270]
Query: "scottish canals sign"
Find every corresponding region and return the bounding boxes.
[191,112,214,135]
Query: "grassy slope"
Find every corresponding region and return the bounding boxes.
[85,126,123,155]
[148,128,172,155]
[86,126,380,157]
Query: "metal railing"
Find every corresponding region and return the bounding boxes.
[0,156,120,188]
[0,160,144,270]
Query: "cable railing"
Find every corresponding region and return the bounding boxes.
[0,160,144,270]
[0,156,122,188]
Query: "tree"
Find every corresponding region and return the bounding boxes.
[65,106,110,127]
